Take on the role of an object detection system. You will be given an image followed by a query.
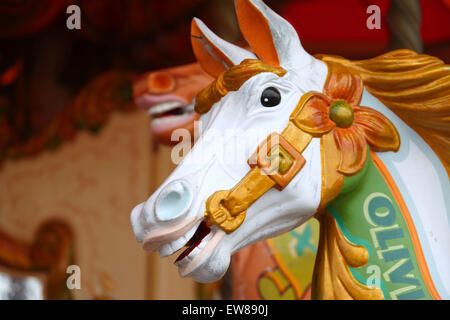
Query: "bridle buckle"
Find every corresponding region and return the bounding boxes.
[248,132,306,190]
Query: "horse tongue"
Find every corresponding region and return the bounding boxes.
[175,222,210,263]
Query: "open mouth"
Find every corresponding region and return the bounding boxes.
[174,221,211,264]
[134,94,198,138]
[142,217,224,278]
[147,101,195,128]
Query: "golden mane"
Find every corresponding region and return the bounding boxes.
[194,59,286,114]
[317,50,450,178]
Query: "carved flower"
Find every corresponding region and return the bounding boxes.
[294,67,400,176]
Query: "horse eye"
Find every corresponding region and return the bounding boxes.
[261,87,281,107]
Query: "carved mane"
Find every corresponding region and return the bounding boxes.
[317,50,450,178]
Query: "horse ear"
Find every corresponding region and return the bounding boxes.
[191,18,256,78]
[235,0,312,69]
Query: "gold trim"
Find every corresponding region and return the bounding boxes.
[247,132,306,190]
[312,211,384,300]
[281,122,312,154]
[318,50,450,179]
[318,133,344,212]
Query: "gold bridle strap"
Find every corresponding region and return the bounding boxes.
[204,95,314,233]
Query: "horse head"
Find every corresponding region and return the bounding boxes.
[133,63,213,145]
[130,0,330,283]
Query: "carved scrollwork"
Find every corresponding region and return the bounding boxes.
[312,211,384,300]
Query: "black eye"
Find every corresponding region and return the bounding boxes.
[261,87,281,107]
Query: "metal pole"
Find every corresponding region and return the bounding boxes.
[387,0,423,53]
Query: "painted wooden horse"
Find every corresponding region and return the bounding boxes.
[130,0,450,299]
[133,63,212,146]
[133,61,319,299]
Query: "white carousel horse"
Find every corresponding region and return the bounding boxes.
[130,0,450,299]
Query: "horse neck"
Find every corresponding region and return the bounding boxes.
[313,93,450,299]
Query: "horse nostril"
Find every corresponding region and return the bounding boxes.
[155,179,192,222]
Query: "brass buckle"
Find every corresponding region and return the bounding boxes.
[247,132,306,190]
[204,190,246,234]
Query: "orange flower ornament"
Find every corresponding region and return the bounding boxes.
[293,63,400,176]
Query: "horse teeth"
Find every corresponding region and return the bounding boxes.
[198,232,212,251]
[157,236,184,257]
[171,235,187,253]
[175,254,191,267]
[151,113,192,126]
[183,225,199,247]
[173,230,213,267]
[184,103,194,113]
[187,247,200,261]
[156,222,201,258]
[147,101,184,116]
[158,243,173,258]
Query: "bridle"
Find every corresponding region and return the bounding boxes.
[203,92,318,233]
[201,54,402,234]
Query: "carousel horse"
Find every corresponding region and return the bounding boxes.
[133,63,212,146]
[130,0,450,299]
